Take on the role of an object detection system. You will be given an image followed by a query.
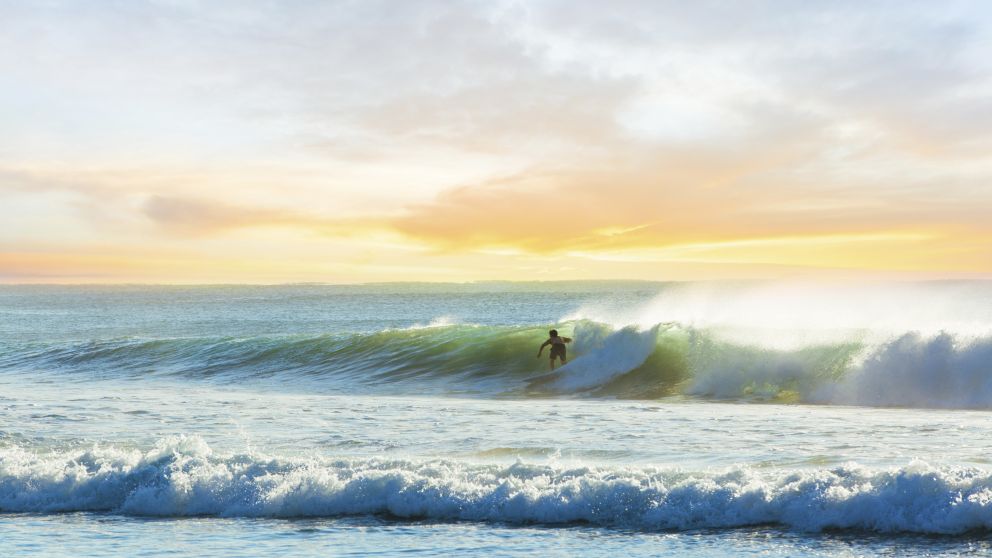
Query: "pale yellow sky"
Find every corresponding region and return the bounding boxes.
[2,1,991,283]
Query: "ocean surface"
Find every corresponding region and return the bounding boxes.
[2,281,992,556]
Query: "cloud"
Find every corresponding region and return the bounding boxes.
[381,147,992,271]
[6,0,991,164]
[143,195,283,232]
[139,194,396,240]
[3,1,992,280]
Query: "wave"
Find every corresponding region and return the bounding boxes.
[2,321,992,408]
[1,436,991,534]
[0,325,552,391]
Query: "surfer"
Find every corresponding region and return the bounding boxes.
[537,329,572,370]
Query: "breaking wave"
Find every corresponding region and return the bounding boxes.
[2,436,992,534]
[1,320,991,409]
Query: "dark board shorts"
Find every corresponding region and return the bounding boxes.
[550,344,566,360]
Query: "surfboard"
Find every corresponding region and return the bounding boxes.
[525,366,570,390]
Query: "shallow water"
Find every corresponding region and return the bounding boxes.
[2,283,992,555]
[4,514,992,557]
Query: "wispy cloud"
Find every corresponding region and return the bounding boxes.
[141,195,306,234]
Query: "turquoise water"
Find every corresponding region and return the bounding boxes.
[2,282,992,556]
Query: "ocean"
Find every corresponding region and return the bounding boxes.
[2,281,992,556]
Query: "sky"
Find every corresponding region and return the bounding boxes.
[1,0,991,283]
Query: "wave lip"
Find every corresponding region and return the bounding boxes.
[2,437,992,534]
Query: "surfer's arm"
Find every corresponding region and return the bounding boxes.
[537,339,550,357]
[563,337,572,343]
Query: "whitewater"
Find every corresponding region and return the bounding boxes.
[2,281,992,556]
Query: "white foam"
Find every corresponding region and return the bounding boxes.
[405,315,460,330]
[2,437,992,534]
[680,329,992,408]
[816,333,992,408]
